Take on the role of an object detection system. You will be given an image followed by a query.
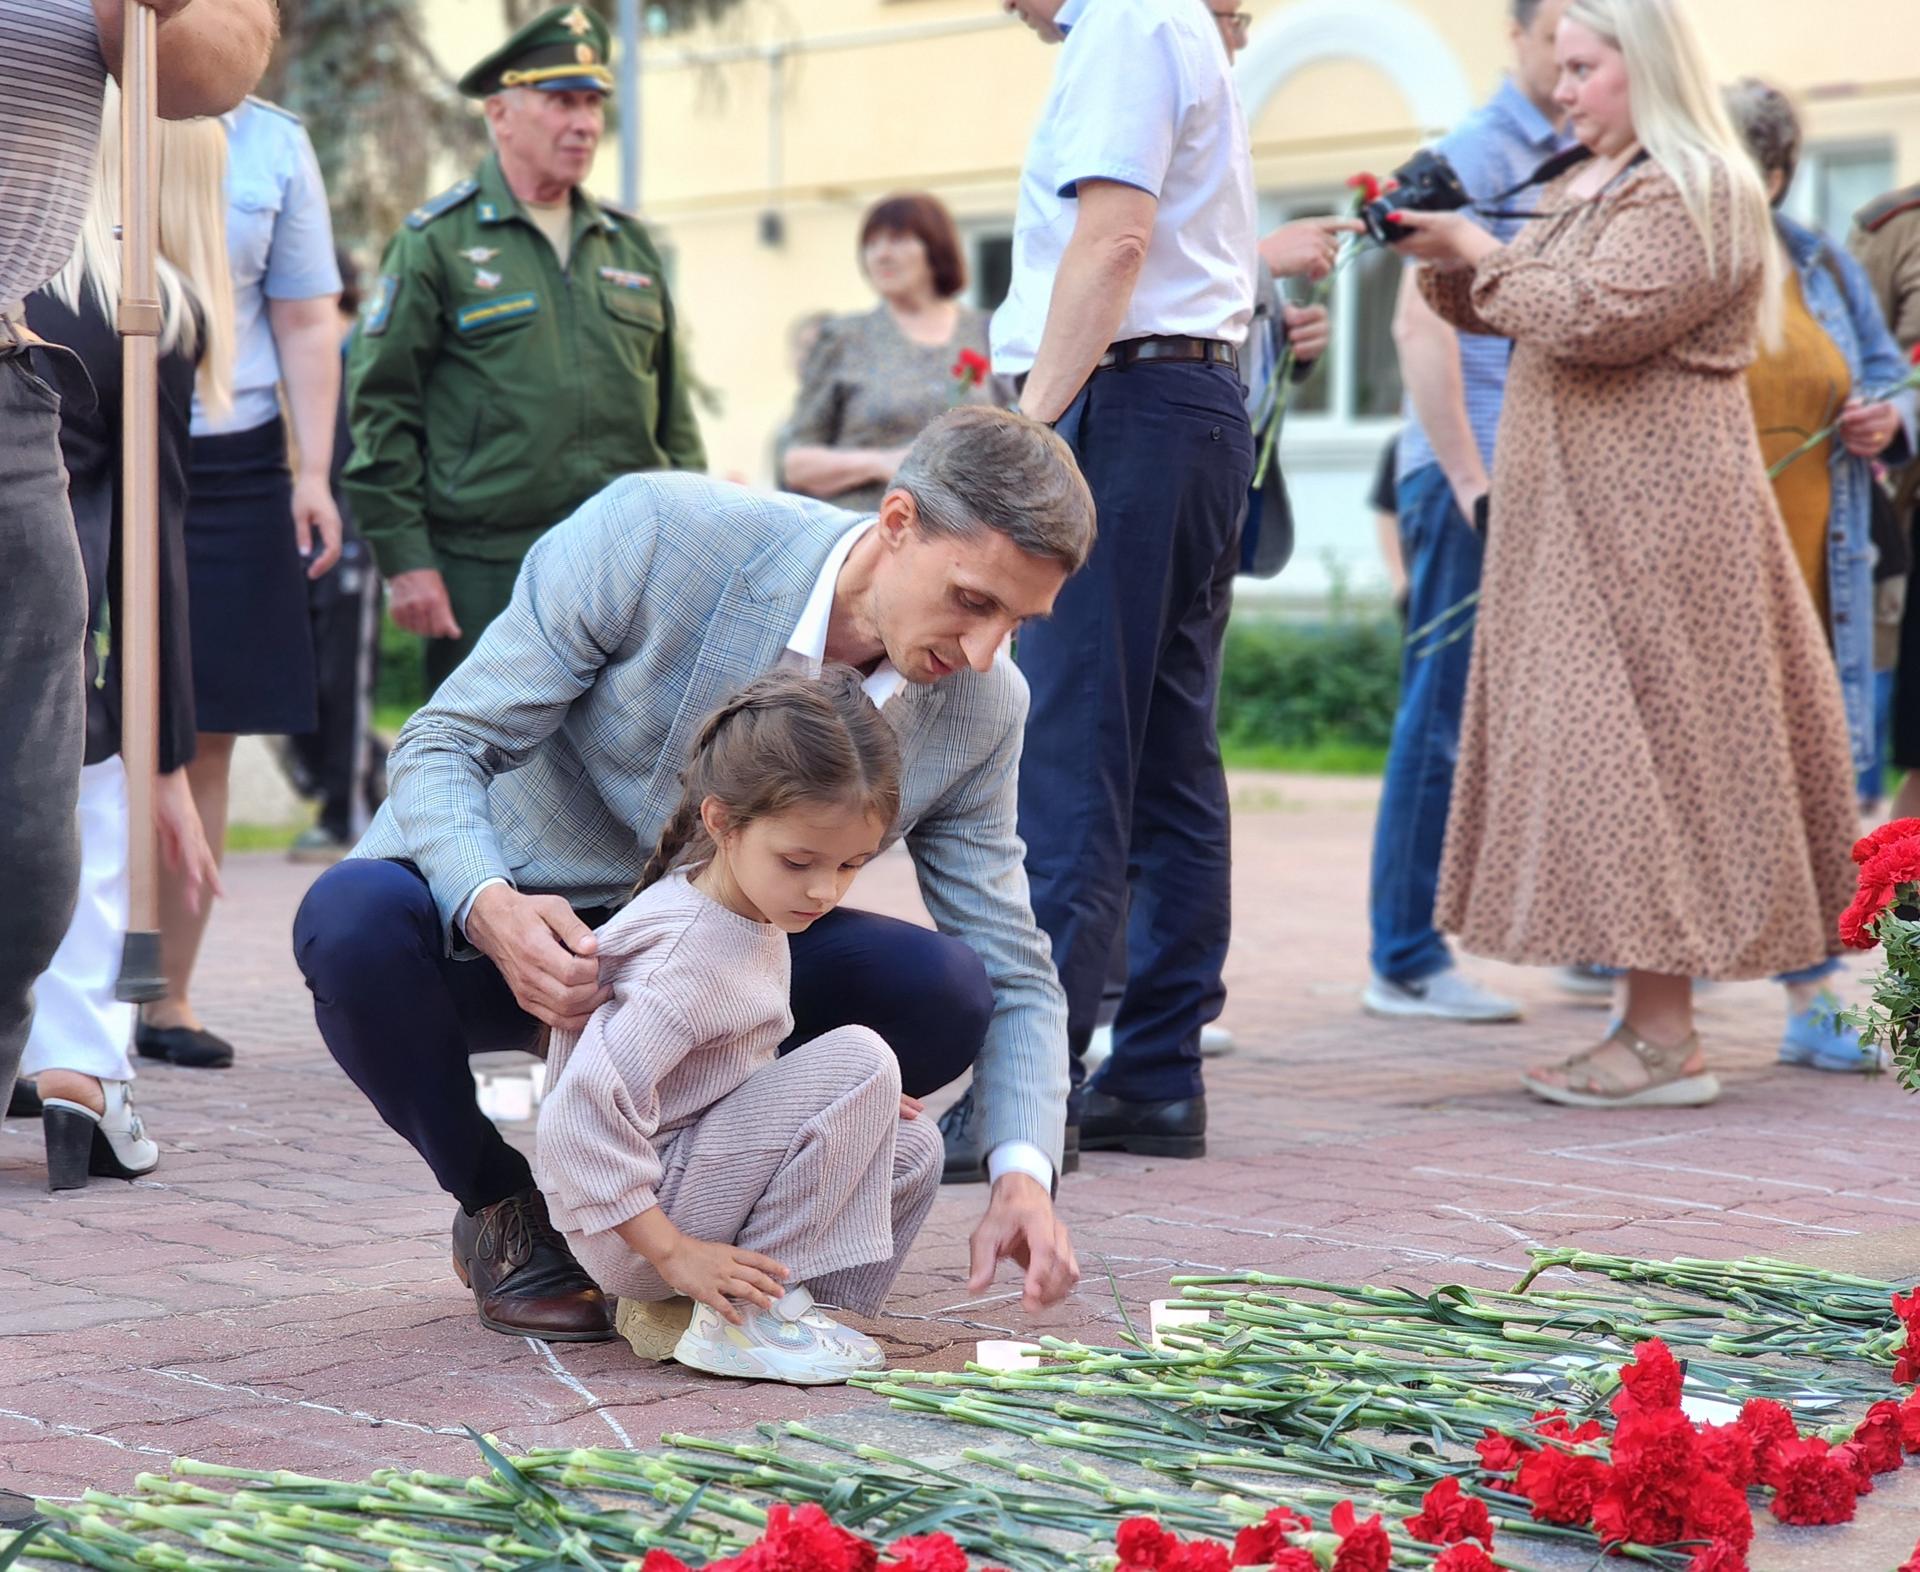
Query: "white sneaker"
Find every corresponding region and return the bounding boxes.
[672,1287,869,1385]
[1363,967,1523,1023]
[778,1286,885,1370]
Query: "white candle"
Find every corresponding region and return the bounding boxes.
[973,1340,1043,1372]
[1149,1300,1212,1349]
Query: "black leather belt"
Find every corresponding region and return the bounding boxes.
[1097,334,1238,374]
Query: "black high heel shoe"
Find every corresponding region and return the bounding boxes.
[43,1082,159,1192]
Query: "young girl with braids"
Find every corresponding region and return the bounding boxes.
[534,666,944,1385]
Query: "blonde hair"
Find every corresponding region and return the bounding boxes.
[45,82,237,419]
[1565,0,1783,347]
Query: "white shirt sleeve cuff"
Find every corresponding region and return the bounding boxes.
[457,876,510,936]
[986,1139,1055,1192]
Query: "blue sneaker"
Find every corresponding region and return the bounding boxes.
[1779,995,1883,1074]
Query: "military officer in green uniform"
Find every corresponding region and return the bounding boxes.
[345,3,705,692]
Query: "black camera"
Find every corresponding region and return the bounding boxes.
[1361,149,1473,246]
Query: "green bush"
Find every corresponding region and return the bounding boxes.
[1216,611,1401,772]
[377,613,426,722]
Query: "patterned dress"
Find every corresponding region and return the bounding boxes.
[1422,161,1857,979]
[782,304,1005,514]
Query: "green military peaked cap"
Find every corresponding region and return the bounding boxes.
[457,4,615,98]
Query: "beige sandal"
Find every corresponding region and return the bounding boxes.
[1522,1023,1720,1109]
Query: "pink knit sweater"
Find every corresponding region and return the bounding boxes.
[535,871,792,1237]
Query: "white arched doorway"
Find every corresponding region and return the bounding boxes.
[1233,0,1475,135]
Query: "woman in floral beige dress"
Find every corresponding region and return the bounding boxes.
[1389,0,1857,1109]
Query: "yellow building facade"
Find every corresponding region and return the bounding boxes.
[419,0,1920,600]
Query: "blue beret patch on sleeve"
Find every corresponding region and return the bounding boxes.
[365,274,399,337]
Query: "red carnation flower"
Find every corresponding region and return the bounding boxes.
[1170,1541,1230,1572]
[1737,1399,1800,1485]
[951,348,991,386]
[1911,341,1920,367]
[1833,1440,1877,1495]
[1900,1389,1920,1451]
[1346,172,1383,202]
[1433,1548,1499,1572]
[1476,1430,1529,1473]
[1902,1536,1920,1572]
[1769,1437,1863,1525]
[1230,1508,1313,1566]
[1118,1518,1181,1569]
[1592,1475,1688,1551]
[1533,1409,1605,1445]
[641,1554,692,1572]
[1685,1473,1755,1556]
[1516,1446,1611,1526]
[1612,1339,1684,1419]
[1403,1477,1494,1548]
[1688,1543,1750,1572]
[1329,1501,1392,1572]
[1853,818,1920,864]
[886,1534,969,1572]
[1697,1422,1758,1489]
[1853,1400,1907,1473]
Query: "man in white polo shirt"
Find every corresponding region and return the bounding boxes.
[942,0,1256,1174]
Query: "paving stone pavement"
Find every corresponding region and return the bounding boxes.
[6,774,1920,1566]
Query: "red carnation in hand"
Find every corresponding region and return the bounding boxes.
[1403,1477,1494,1548]
[1230,1508,1313,1566]
[1769,1437,1863,1525]
[1697,1422,1759,1489]
[1329,1501,1392,1572]
[1346,172,1383,202]
[641,1553,692,1572]
[1611,1339,1685,1419]
[951,348,991,386]
[1853,818,1920,864]
[1516,1446,1611,1526]
[885,1534,969,1572]
[1433,1548,1499,1572]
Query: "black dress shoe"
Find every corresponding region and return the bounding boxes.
[938,1090,1080,1184]
[7,1080,42,1119]
[1079,1090,1206,1158]
[452,1189,615,1342]
[135,1022,235,1069]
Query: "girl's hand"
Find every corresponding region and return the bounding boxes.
[155,767,222,916]
[656,1235,790,1324]
[1257,217,1361,283]
[1387,210,1497,270]
[1838,399,1902,458]
[899,1093,925,1120]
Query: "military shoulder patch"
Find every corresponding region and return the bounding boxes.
[598,266,654,290]
[1857,184,1920,234]
[456,293,540,334]
[406,178,480,230]
[364,274,400,337]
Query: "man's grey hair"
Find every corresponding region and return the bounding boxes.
[1723,77,1802,206]
[889,405,1097,573]
[1511,0,1549,27]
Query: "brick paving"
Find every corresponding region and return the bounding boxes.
[5,773,1920,1565]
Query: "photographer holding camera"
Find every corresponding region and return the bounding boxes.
[1382,0,1858,1110]
[1363,0,1571,1028]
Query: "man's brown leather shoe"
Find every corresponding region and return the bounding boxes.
[451,1189,615,1342]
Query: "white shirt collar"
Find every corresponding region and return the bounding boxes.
[785,519,904,708]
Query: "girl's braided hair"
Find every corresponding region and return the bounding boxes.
[637,664,902,893]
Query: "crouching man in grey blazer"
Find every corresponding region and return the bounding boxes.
[293,407,1092,1342]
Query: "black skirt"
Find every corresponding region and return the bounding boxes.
[183,415,318,736]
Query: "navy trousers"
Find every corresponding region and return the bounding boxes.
[292,858,993,1212]
[1018,359,1253,1108]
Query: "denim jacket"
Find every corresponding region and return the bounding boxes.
[1776,213,1917,771]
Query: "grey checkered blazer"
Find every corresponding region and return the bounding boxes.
[355,472,1068,1166]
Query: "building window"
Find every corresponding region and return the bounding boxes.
[1788,141,1895,248]
[1260,191,1405,428]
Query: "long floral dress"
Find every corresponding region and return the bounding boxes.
[1421,160,1857,979]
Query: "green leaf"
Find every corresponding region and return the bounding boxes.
[0,1523,48,1572]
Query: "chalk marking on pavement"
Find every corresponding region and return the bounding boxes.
[525,1337,635,1449]
[1540,1148,1836,1193]
[1435,1204,1546,1252]
[1410,1167,1857,1236]
[143,1367,467,1437]
[0,1405,175,1458]
[1109,1214,1526,1275]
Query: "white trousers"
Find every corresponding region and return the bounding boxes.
[23,756,135,1082]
